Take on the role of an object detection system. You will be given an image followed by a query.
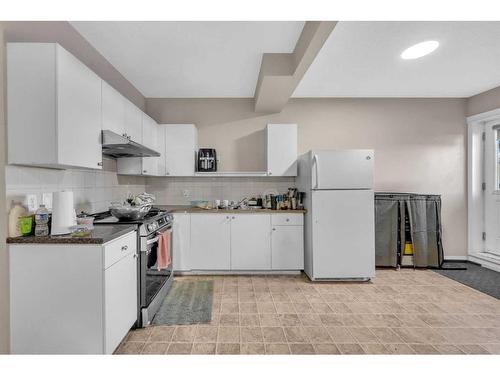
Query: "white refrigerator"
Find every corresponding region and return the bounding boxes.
[297,150,375,280]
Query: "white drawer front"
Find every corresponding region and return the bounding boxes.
[271,214,303,226]
[104,231,136,269]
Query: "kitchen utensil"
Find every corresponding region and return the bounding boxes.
[109,203,151,221]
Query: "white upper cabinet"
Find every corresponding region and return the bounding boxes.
[141,114,159,175]
[124,99,143,143]
[142,114,158,151]
[117,114,160,176]
[157,126,167,176]
[266,124,297,176]
[7,43,102,170]
[101,80,126,136]
[163,124,197,176]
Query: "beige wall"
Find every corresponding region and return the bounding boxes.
[0,22,9,354]
[467,85,500,116]
[147,98,468,257]
[2,21,145,110]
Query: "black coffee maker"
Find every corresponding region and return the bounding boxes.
[197,148,217,172]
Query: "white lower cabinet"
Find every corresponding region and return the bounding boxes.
[9,231,137,354]
[271,225,304,270]
[104,251,137,354]
[185,213,303,272]
[230,214,271,270]
[190,214,231,270]
[172,213,191,271]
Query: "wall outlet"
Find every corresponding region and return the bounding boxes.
[182,190,190,198]
[42,193,53,211]
[26,194,38,212]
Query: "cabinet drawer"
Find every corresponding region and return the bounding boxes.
[104,231,136,269]
[271,214,303,226]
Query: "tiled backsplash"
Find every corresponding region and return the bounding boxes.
[146,176,296,205]
[5,159,146,214]
[5,159,295,214]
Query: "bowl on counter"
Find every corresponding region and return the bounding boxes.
[109,203,152,221]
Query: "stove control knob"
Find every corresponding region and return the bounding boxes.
[147,224,153,232]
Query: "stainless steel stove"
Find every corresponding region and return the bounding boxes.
[93,207,174,327]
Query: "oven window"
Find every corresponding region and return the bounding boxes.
[145,238,172,306]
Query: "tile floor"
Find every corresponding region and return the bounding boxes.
[116,269,500,355]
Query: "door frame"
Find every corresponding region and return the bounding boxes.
[467,108,500,271]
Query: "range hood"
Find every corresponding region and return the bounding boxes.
[101,130,161,158]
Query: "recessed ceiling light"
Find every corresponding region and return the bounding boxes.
[401,40,439,60]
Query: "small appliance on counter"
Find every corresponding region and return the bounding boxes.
[197,148,217,172]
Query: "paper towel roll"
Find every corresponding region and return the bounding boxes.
[51,191,77,235]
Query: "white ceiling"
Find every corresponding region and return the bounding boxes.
[294,21,500,98]
[70,21,304,98]
[72,21,500,98]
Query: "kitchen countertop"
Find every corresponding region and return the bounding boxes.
[6,224,137,245]
[158,205,306,214]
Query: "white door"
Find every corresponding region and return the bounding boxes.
[124,100,142,143]
[271,226,304,270]
[484,121,500,256]
[172,213,191,271]
[104,252,137,354]
[56,45,102,169]
[230,214,271,270]
[310,150,374,190]
[311,190,375,279]
[165,124,197,176]
[190,214,230,270]
[267,124,297,176]
[101,81,125,136]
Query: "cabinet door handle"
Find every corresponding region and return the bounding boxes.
[121,245,128,251]
[272,228,276,231]
[97,162,103,167]
[143,170,147,174]
[133,253,138,259]
[286,218,290,222]
[231,216,235,219]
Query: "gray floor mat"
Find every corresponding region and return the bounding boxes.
[152,280,213,325]
[433,261,500,299]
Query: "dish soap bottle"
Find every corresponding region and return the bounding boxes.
[8,201,27,237]
[34,204,50,237]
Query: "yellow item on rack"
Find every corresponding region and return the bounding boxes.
[404,242,413,255]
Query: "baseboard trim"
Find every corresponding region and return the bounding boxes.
[174,270,302,276]
[443,256,468,261]
[468,253,500,272]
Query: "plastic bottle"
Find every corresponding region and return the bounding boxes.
[34,204,50,237]
[8,202,27,237]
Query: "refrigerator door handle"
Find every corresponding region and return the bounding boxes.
[313,154,320,189]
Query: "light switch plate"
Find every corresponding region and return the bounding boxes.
[26,194,38,212]
[42,193,53,211]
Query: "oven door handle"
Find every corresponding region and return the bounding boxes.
[144,225,172,246]
[146,236,160,246]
